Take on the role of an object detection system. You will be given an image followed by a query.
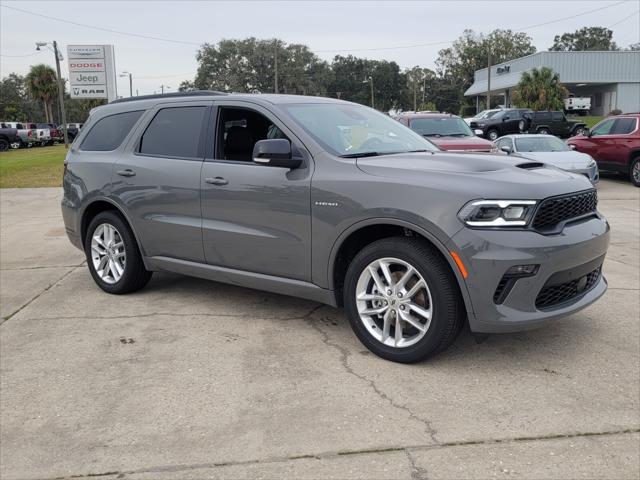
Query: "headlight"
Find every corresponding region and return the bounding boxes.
[476,123,486,128]
[458,200,537,227]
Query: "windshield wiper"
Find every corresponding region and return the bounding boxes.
[445,133,471,137]
[422,133,441,137]
[339,151,382,158]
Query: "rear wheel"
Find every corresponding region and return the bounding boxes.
[573,126,585,136]
[84,211,152,294]
[343,237,465,363]
[0,139,9,152]
[630,157,640,187]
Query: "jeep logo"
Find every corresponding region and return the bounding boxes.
[75,74,99,83]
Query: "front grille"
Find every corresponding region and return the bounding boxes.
[535,267,601,309]
[532,189,598,232]
[493,277,511,304]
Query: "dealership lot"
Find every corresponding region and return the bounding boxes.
[0,177,638,479]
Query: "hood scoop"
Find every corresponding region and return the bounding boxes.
[516,162,545,169]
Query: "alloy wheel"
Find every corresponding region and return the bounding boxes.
[91,223,126,284]
[633,161,640,184]
[355,257,433,348]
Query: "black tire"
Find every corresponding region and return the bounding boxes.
[630,157,640,188]
[573,127,585,137]
[487,129,499,141]
[343,237,465,363]
[538,128,550,135]
[84,210,152,294]
[0,139,9,152]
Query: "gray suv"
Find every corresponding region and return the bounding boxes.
[62,92,610,363]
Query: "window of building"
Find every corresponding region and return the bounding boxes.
[139,106,207,158]
[81,110,144,151]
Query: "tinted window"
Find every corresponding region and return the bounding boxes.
[551,112,564,121]
[140,106,206,158]
[612,118,637,135]
[515,136,569,152]
[534,112,552,121]
[81,110,144,151]
[409,117,473,137]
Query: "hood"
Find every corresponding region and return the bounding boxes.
[429,136,493,152]
[356,151,594,199]
[516,151,594,169]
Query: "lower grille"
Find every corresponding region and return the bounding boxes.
[535,267,601,309]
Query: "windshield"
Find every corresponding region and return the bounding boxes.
[515,136,569,152]
[409,117,474,137]
[282,103,439,157]
[474,110,498,120]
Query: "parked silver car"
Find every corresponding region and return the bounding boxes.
[62,92,609,363]
[495,134,599,184]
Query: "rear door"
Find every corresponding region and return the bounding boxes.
[606,117,639,171]
[200,101,313,281]
[502,110,521,134]
[551,112,570,136]
[112,101,211,262]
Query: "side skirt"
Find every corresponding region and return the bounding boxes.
[145,256,338,307]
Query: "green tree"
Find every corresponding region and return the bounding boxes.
[435,29,536,112]
[550,27,619,51]
[511,67,568,110]
[0,74,40,120]
[25,64,58,123]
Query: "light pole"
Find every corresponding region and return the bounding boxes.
[159,85,171,94]
[363,76,374,109]
[36,41,69,148]
[120,71,133,97]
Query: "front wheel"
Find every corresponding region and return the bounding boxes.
[0,139,9,152]
[84,211,152,294]
[538,128,550,135]
[487,129,499,141]
[343,237,465,363]
[573,127,585,136]
[630,157,640,187]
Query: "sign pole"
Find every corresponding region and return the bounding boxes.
[53,40,69,149]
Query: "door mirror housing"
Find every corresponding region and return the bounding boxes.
[499,145,512,154]
[584,128,592,137]
[252,139,301,169]
[502,116,510,121]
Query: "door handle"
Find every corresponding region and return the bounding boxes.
[205,176,228,186]
[117,169,136,177]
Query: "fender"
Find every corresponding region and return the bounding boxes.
[326,217,474,315]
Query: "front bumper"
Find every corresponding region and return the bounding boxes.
[449,215,610,333]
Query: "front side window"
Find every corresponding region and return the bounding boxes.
[409,117,474,137]
[81,110,144,151]
[283,103,438,157]
[515,136,569,152]
[140,106,206,158]
[612,118,638,135]
[591,118,616,136]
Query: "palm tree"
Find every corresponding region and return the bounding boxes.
[512,67,568,111]
[25,64,58,123]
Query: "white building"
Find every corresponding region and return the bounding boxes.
[465,51,640,115]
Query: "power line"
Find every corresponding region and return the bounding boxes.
[0,51,41,58]
[0,0,632,56]
[608,9,640,27]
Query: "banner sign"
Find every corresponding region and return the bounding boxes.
[67,45,117,101]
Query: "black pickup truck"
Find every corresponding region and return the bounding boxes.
[519,111,587,138]
[0,125,19,152]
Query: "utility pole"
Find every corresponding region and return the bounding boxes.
[274,41,279,94]
[159,84,170,94]
[486,49,491,110]
[422,75,427,105]
[369,76,374,109]
[52,41,69,149]
[413,75,417,111]
[120,72,133,97]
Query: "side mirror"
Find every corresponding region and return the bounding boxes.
[569,144,577,150]
[584,128,592,137]
[474,129,483,137]
[502,116,510,121]
[499,145,512,154]
[252,139,301,169]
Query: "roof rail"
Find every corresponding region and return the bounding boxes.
[110,90,228,104]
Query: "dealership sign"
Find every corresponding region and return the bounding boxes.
[67,45,117,101]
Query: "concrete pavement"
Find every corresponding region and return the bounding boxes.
[1,176,638,480]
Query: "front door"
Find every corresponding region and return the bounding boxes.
[200,102,313,281]
[112,102,210,262]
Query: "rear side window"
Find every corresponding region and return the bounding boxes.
[612,118,637,135]
[551,112,564,121]
[139,106,206,159]
[81,110,143,151]
[534,112,551,121]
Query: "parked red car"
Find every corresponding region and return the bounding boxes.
[567,114,640,187]
[395,113,495,152]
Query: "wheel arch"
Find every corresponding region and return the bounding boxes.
[327,218,472,313]
[80,198,147,259]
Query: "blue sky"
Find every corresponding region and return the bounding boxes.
[1,0,638,96]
